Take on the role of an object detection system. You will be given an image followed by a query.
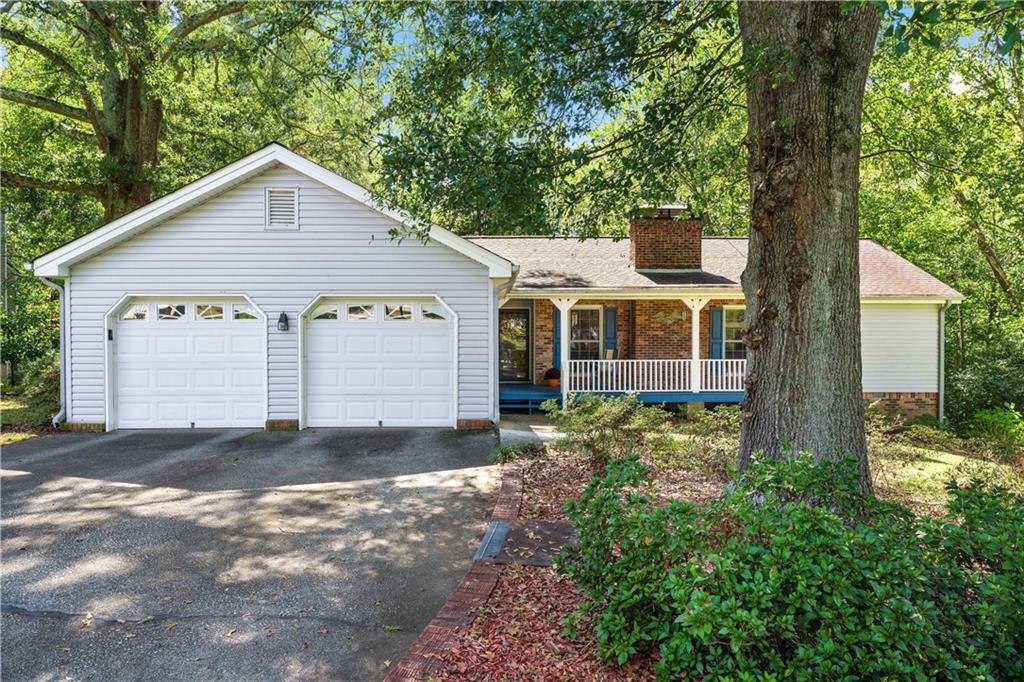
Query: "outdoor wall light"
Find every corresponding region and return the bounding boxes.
[277,312,289,332]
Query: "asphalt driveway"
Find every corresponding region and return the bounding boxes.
[1,428,499,681]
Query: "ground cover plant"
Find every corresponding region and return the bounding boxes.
[560,453,1024,680]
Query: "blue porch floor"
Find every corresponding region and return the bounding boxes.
[499,383,743,413]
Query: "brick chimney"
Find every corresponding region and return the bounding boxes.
[628,206,703,271]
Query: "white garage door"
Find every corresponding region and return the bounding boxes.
[305,299,455,427]
[114,299,265,429]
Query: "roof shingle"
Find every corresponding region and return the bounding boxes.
[468,236,961,298]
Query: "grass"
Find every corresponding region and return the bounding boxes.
[0,393,53,445]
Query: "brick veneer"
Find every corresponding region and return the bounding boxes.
[530,298,744,383]
[864,392,939,420]
[629,216,703,270]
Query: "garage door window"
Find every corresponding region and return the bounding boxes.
[347,304,375,321]
[196,304,224,320]
[385,304,412,321]
[421,304,447,321]
[311,303,338,320]
[233,304,258,320]
[158,304,185,320]
[121,304,149,321]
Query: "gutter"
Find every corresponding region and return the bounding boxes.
[32,264,67,428]
[939,300,951,426]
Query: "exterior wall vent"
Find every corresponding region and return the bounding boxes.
[265,188,299,230]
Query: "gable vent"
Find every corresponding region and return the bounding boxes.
[266,188,299,229]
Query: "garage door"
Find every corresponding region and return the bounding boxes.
[305,299,455,427]
[114,299,265,428]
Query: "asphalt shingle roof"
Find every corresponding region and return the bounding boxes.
[468,237,962,298]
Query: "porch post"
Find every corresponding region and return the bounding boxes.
[683,298,710,393]
[551,297,578,408]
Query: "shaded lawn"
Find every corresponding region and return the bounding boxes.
[0,394,54,445]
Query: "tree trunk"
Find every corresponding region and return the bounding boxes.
[736,2,880,492]
[99,74,163,221]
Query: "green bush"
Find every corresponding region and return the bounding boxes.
[671,405,741,481]
[16,351,60,424]
[541,393,674,464]
[948,354,1024,433]
[967,404,1024,462]
[560,453,1024,680]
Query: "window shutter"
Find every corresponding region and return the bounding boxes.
[603,306,617,354]
[709,307,723,359]
[266,188,298,228]
[552,306,561,370]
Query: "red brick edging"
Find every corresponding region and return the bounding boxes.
[385,465,524,681]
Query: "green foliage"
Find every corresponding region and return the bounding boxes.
[560,454,1024,680]
[493,440,545,464]
[3,351,60,427]
[668,405,741,482]
[968,404,1024,462]
[948,354,1024,433]
[542,394,674,465]
[0,278,57,379]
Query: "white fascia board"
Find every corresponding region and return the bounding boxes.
[506,289,963,304]
[32,144,513,279]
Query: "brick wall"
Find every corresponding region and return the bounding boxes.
[532,299,633,384]
[864,392,939,420]
[628,217,703,270]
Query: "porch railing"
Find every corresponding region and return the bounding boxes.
[700,359,747,392]
[565,358,746,394]
[566,359,690,393]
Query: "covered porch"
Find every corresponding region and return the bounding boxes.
[498,294,747,412]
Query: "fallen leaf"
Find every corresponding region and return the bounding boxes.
[164,623,177,631]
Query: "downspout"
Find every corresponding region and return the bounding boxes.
[938,301,950,427]
[35,271,67,427]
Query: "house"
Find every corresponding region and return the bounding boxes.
[28,145,961,431]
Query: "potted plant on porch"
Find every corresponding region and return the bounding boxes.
[544,367,560,387]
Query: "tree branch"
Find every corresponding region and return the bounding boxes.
[0,25,108,149]
[1,170,104,198]
[162,2,246,61]
[1,86,92,123]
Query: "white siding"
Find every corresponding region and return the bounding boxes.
[860,304,940,392]
[66,165,492,424]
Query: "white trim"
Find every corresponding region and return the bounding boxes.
[101,293,269,432]
[297,292,459,429]
[507,290,962,303]
[32,144,513,278]
[635,268,702,274]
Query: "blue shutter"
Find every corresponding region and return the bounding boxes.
[603,306,617,356]
[552,307,561,369]
[709,307,723,359]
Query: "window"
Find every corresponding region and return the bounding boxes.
[347,304,375,321]
[569,307,601,360]
[120,304,148,321]
[233,304,258,320]
[265,188,298,229]
[196,304,224,320]
[421,304,447,321]
[386,304,412,321]
[311,303,338,320]
[158,304,185,320]
[723,308,746,359]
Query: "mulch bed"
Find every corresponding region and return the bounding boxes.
[437,565,656,681]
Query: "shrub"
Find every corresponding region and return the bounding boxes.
[560,453,1024,680]
[542,394,674,464]
[947,355,1024,433]
[967,404,1024,462]
[11,351,60,426]
[493,440,545,463]
[670,405,740,481]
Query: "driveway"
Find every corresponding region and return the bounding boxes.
[1,428,499,681]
